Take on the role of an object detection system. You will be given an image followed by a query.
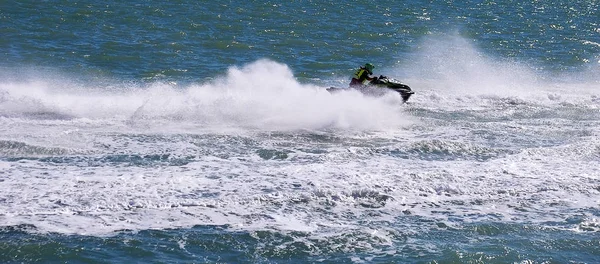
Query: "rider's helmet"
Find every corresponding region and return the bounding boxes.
[364,63,374,74]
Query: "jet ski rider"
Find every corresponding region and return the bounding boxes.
[349,63,377,87]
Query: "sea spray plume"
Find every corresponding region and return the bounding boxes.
[394,34,600,108]
[0,81,74,119]
[177,59,413,131]
[0,60,413,132]
[0,79,153,120]
[404,34,539,95]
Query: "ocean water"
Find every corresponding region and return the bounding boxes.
[1,0,599,263]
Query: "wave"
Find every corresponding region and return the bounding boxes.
[401,139,510,161]
[6,154,193,167]
[0,140,77,157]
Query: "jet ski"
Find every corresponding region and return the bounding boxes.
[327,75,415,102]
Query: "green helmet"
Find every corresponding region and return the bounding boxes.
[364,63,374,74]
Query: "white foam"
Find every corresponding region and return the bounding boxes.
[0,60,413,133]
[1,131,597,236]
[0,52,599,239]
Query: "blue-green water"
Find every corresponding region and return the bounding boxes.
[4,1,599,80]
[1,0,599,263]
[2,223,599,263]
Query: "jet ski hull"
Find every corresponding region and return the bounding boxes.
[327,76,414,102]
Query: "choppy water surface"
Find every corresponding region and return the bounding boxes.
[1,0,599,263]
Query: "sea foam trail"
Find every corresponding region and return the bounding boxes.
[0,60,413,132]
